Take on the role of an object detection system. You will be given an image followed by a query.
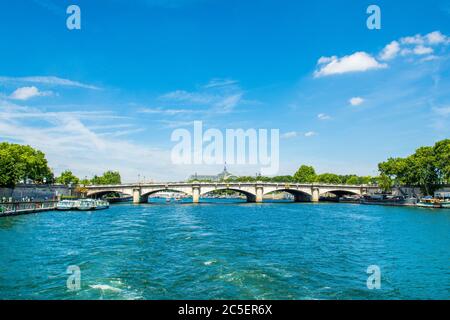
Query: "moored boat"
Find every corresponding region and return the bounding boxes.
[94,199,109,210]
[360,194,417,206]
[440,201,450,209]
[56,200,80,211]
[417,197,442,209]
[77,199,96,211]
[77,199,110,211]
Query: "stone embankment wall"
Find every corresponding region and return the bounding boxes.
[0,184,73,201]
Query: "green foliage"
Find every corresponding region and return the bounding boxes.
[0,142,53,188]
[378,173,393,193]
[433,139,450,183]
[56,170,79,186]
[315,173,342,184]
[80,179,91,186]
[91,171,121,185]
[293,165,316,183]
[378,139,450,195]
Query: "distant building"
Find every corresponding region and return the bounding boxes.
[188,165,237,182]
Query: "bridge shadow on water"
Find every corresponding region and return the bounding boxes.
[119,198,337,206]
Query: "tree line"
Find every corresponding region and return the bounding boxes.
[0,142,121,188]
[224,167,377,185]
[55,170,121,186]
[2,140,449,194]
[378,139,450,195]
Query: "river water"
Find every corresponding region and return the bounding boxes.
[0,200,449,299]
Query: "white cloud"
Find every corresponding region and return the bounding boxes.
[0,100,175,182]
[413,45,434,55]
[9,86,53,100]
[314,52,387,77]
[281,131,298,139]
[282,131,317,139]
[433,106,450,116]
[138,107,197,115]
[315,31,448,78]
[203,78,239,89]
[213,93,243,113]
[394,31,447,59]
[317,113,331,120]
[379,41,401,61]
[159,90,213,104]
[401,31,448,46]
[159,79,245,114]
[349,97,365,106]
[426,31,447,44]
[400,34,425,45]
[0,75,100,90]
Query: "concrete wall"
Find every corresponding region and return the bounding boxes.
[0,184,73,201]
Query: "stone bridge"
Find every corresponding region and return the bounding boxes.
[85,182,380,203]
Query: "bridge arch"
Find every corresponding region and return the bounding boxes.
[319,189,361,197]
[86,189,133,198]
[140,188,193,202]
[200,188,257,202]
[263,188,312,202]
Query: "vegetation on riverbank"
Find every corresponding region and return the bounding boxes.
[56,170,121,186]
[378,139,450,195]
[224,169,377,185]
[0,143,121,188]
[0,142,53,188]
[2,139,449,195]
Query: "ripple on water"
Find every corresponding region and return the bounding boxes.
[0,202,449,299]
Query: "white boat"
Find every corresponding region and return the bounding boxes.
[77,199,96,210]
[77,199,110,211]
[95,199,109,210]
[440,201,450,209]
[416,197,442,209]
[56,200,80,211]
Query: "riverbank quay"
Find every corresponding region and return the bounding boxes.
[0,183,74,202]
[0,201,57,217]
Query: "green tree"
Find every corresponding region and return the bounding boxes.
[434,139,450,184]
[407,146,438,195]
[56,170,80,186]
[293,165,316,183]
[0,142,53,187]
[0,149,21,188]
[345,175,360,185]
[378,173,393,192]
[316,173,342,184]
[91,171,121,185]
[378,157,409,186]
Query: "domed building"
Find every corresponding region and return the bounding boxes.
[188,165,237,182]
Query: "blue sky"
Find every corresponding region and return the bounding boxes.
[0,0,449,181]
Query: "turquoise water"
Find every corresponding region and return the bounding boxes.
[0,200,449,300]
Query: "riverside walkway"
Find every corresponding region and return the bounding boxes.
[0,201,57,217]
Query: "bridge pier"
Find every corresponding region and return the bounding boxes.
[192,185,200,203]
[255,185,263,203]
[133,187,143,204]
[311,187,320,202]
